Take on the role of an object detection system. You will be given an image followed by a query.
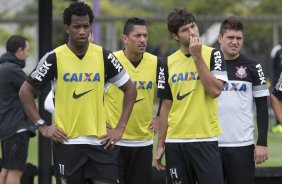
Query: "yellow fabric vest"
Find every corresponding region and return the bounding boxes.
[167,45,222,139]
[104,50,157,140]
[54,44,106,138]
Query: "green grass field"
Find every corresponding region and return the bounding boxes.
[254,116,282,167]
[261,132,282,167]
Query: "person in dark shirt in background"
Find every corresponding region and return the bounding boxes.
[0,35,35,184]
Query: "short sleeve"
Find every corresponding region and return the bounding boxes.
[210,49,228,83]
[157,58,172,100]
[103,49,129,88]
[27,51,57,89]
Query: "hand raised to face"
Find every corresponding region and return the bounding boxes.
[189,35,202,58]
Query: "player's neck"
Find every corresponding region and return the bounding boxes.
[224,53,240,60]
[180,46,190,56]
[67,42,89,56]
[123,49,143,63]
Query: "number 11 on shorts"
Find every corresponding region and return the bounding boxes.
[59,164,65,175]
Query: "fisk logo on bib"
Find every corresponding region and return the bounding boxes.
[107,53,123,72]
[158,67,165,89]
[255,64,267,85]
[214,51,223,70]
[34,60,52,81]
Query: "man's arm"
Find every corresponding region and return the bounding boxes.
[189,36,225,98]
[148,57,166,133]
[100,79,137,149]
[254,96,269,164]
[19,81,67,143]
[116,79,137,131]
[148,99,162,133]
[271,94,282,124]
[19,81,40,122]
[155,99,172,171]
[193,53,224,98]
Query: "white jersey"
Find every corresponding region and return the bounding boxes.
[218,54,269,147]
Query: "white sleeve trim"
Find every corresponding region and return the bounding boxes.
[113,72,130,88]
[253,89,270,98]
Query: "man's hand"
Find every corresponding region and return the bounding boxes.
[148,116,160,134]
[39,124,68,143]
[155,146,166,171]
[106,123,113,132]
[99,125,125,150]
[189,35,202,58]
[254,145,268,164]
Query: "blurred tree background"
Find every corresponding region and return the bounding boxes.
[1,0,282,81]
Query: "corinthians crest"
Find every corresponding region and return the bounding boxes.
[235,66,247,78]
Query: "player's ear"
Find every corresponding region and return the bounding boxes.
[218,34,222,44]
[64,24,70,34]
[122,35,128,44]
[172,33,179,41]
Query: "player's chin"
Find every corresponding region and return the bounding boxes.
[76,39,88,46]
[230,51,239,56]
[137,48,146,53]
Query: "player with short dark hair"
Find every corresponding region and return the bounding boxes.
[104,17,162,184]
[155,8,227,184]
[19,2,137,183]
[0,35,35,184]
[218,16,269,184]
[63,2,94,25]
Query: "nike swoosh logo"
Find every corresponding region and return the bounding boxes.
[177,89,195,100]
[73,89,94,99]
[135,98,144,103]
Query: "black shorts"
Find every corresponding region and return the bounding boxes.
[118,145,153,184]
[53,143,119,184]
[1,131,30,170]
[219,145,255,184]
[165,141,224,184]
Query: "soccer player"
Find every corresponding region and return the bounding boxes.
[270,42,282,133]
[271,74,282,125]
[104,17,162,184]
[155,8,227,184]
[217,16,269,184]
[0,35,35,184]
[19,2,137,184]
